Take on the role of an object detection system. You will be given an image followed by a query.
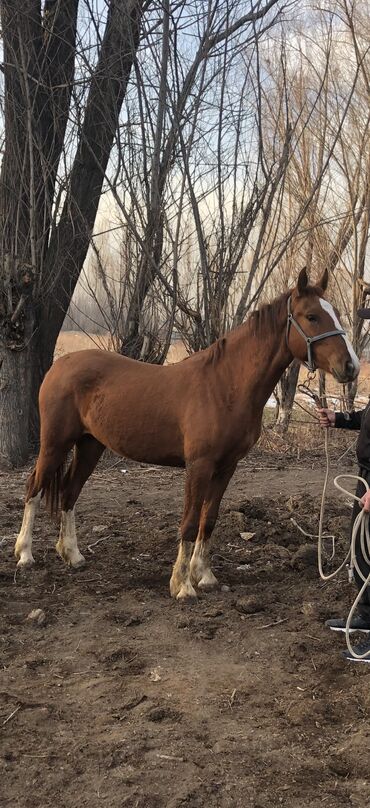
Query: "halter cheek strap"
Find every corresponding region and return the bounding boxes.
[286,296,345,373]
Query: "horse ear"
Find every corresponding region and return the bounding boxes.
[297,267,308,295]
[318,268,329,292]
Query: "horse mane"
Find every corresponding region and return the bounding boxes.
[247,285,322,338]
[204,337,227,365]
[247,292,290,338]
[183,284,323,366]
[191,294,290,368]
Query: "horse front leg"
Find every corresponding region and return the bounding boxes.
[170,458,214,600]
[190,463,237,591]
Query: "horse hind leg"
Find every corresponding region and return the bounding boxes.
[14,478,41,567]
[15,449,67,567]
[56,434,104,568]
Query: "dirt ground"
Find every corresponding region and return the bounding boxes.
[1,445,370,808]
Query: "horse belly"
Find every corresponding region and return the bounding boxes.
[83,392,185,467]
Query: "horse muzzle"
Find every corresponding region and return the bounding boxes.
[331,359,359,384]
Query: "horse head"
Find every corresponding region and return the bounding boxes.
[287,268,359,383]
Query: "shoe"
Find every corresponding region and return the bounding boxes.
[325,615,370,633]
[342,638,370,663]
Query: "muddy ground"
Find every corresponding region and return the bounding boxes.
[1,447,369,808]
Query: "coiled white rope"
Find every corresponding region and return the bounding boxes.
[318,431,370,660]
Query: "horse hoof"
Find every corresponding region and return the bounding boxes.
[176,582,197,600]
[70,555,86,570]
[16,556,35,570]
[170,571,198,600]
[56,540,85,569]
[197,572,218,591]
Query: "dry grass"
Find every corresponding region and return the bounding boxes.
[55,331,188,364]
[54,331,109,357]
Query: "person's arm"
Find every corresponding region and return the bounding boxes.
[333,409,364,430]
[317,408,364,430]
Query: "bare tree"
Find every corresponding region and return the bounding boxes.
[258,3,370,429]
[89,0,288,358]
[171,6,358,361]
[0,0,146,464]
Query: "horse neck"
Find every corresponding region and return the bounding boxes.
[226,318,292,409]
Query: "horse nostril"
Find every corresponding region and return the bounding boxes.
[345,360,355,378]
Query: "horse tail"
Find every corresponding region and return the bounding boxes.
[44,463,65,516]
[26,461,66,516]
[25,467,38,501]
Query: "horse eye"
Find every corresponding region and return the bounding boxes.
[307,314,318,323]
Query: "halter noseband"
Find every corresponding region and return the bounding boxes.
[286,296,345,373]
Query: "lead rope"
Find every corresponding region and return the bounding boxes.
[317,429,351,581]
[313,418,370,659]
[329,471,370,660]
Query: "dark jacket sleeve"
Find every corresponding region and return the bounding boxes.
[334,410,364,430]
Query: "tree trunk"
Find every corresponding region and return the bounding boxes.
[0,350,32,465]
[0,296,37,464]
[274,360,300,433]
[27,324,57,450]
[42,0,145,334]
[272,389,280,424]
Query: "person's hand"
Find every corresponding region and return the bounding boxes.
[360,491,370,512]
[317,408,335,428]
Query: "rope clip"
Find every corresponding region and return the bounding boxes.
[297,382,321,408]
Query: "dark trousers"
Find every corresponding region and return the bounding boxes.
[351,468,370,619]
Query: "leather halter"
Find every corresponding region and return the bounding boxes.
[286,296,345,373]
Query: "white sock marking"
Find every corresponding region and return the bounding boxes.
[190,540,218,589]
[57,509,85,567]
[170,541,195,598]
[191,540,210,580]
[15,493,41,566]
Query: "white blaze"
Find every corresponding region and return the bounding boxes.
[319,299,360,373]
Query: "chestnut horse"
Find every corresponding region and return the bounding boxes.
[14,268,359,598]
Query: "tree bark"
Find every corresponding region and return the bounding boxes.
[0,290,37,464]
